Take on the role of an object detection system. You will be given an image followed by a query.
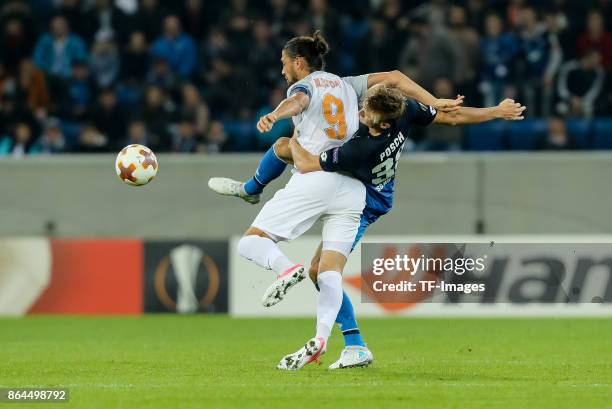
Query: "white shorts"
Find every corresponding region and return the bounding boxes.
[252,171,365,244]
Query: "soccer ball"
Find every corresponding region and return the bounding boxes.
[115,144,158,186]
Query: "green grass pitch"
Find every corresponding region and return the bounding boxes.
[1,316,611,409]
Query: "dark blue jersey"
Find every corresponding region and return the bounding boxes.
[319,98,438,215]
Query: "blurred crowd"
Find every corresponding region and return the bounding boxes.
[1,0,612,156]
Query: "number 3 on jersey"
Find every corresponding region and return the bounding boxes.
[372,150,402,186]
[322,94,347,140]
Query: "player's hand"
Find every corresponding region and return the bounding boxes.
[257,112,278,133]
[496,99,526,121]
[434,95,464,112]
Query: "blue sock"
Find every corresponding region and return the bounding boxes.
[244,146,287,195]
[335,291,366,347]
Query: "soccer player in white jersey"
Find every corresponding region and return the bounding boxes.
[210,31,463,370]
[232,31,370,370]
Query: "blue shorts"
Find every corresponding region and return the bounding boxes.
[351,182,394,251]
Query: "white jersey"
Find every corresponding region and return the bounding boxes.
[287,71,369,155]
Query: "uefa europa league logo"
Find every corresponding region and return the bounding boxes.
[169,245,203,313]
[154,243,221,313]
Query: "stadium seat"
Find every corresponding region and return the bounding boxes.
[593,119,612,150]
[507,119,546,150]
[463,121,507,151]
[566,118,593,149]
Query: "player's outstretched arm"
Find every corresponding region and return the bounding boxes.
[434,99,526,126]
[367,70,464,112]
[256,92,310,133]
[288,137,321,173]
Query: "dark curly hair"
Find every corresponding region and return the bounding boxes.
[283,30,330,72]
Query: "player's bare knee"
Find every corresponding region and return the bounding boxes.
[308,264,319,283]
[308,242,323,283]
[273,137,292,162]
[318,244,350,274]
[318,255,346,276]
[243,226,271,238]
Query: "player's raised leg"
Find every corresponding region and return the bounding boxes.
[237,226,305,282]
[208,138,292,204]
[239,171,339,308]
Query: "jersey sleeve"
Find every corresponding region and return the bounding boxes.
[287,77,314,101]
[342,74,369,102]
[319,140,365,173]
[402,98,438,126]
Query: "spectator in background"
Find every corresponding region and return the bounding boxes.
[84,0,128,44]
[539,115,574,150]
[32,15,87,79]
[64,60,93,120]
[151,15,197,78]
[36,117,66,153]
[0,18,36,75]
[447,5,480,102]
[545,1,574,60]
[479,13,519,107]
[356,15,398,73]
[309,0,341,49]
[181,0,207,43]
[17,59,49,119]
[90,30,119,88]
[421,78,462,151]
[126,119,150,147]
[269,0,300,38]
[517,6,562,116]
[172,118,197,153]
[577,10,612,70]
[92,88,127,149]
[378,0,409,41]
[201,27,234,70]
[200,120,227,153]
[139,85,173,150]
[254,85,292,150]
[146,56,179,95]
[0,122,38,157]
[399,14,461,91]
[205,58,252,118]
[0,93,38,138]
[181,84,210,138]
[465,0,487,33]
[291,17,313,38]
[557,49,605,117]
[506,0,527,30]
[121,31,149,82]
[57,0,90,41]
[133,0,165,42]
[248,19,280,91]
[221,0,255,53]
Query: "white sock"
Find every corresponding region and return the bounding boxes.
[237,235,296,274]
[316,271,343,342]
